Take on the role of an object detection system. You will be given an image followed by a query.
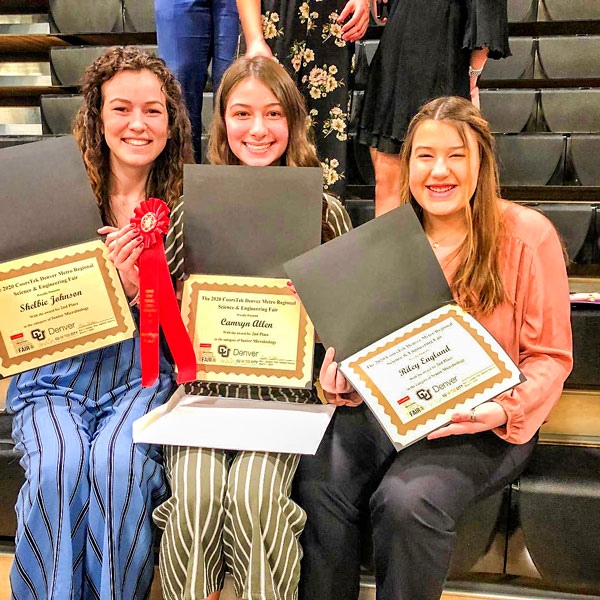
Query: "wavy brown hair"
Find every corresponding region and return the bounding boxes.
[73,46,194,226]
[399,96,505,315]
[208,56,335,241]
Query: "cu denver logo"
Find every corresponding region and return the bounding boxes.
[31,329,46,341]
[416,388,432,401]
[218,345,230,357]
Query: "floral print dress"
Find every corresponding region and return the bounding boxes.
[262,0,353,195]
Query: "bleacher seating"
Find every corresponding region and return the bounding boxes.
[538,0,600,22]
[523,202,594,261]
[495,133,565,185]
[571,134,600,186]
[517,445,600,583]
[480,36,535,81]
[50,45,158,86]
[479,89,536,133]
[536,36,600,80]
[540,89,600,133]
[40,93,81,133]
[0,107,41,136]
[123,0,156,32]
[507,0,538,22]
[1,1,600,599]
[49,0,124,33]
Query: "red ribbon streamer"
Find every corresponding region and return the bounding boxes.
[131,198,196,387]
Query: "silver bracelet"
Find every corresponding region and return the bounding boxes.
[469,65,484,78]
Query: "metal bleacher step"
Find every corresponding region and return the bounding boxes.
[0,13,68,54]
[0,106,41,135]
[0,14,50,36]
[0,59,51,88]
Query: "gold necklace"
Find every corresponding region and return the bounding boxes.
[427,231,458,249]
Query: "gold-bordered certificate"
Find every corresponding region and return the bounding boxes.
[181,274,314,388]
[340,304,523,449]
[0,240,136,377]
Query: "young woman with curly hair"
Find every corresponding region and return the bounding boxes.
[7,46,193,600]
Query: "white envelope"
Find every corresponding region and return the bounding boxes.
[133,385,336,455]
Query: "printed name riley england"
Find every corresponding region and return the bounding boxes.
[398,344,451,376]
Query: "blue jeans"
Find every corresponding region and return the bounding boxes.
[155,0,239,162]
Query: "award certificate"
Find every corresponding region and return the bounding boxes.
[181,274,315,388]
[340,304,523,448]
[0,240,136,377]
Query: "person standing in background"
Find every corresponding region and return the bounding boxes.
[358,0,510,216]
[236,0,370,196]
[155,0,240,162]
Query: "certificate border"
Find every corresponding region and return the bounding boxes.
[184,278,313,384]
[347,306,513,436]
[0,242,133,372]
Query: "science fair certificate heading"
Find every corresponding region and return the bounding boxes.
[181,274,314,388]
[0,240,136,378]
[285,205,524,449]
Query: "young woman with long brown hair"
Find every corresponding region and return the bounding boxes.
[7,46,193,599]
[152,55,351,600]
[294,96,573,600]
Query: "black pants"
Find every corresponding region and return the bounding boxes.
[294,404,537,600]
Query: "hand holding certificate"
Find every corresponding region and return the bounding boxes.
[0,137,135,378]
[181,274,315,387]
[180,165,323,388]
[134,165,332,452]
[286,205,524,449]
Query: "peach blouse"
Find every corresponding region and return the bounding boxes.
[440,201,573,444]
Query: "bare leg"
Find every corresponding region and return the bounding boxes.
[371,148,402,217]
[206,593,220,600]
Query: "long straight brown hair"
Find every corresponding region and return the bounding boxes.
[208,56,335,242]
[73,46,194,226]
[399,96,505,315]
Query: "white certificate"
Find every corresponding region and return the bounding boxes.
[339,304,523,449]
[133,385,335,455]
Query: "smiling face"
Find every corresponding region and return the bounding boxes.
[224,77,289,167]
[100,69,169,173]
[409,119,480,223]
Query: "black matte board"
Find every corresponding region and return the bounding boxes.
[0,136,100,262]
[285,205,453,361]
[183,165,323,277]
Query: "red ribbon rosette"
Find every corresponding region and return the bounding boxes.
[131,198,196,387]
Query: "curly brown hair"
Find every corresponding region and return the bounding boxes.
[399,96,505,315]
[73,46,194,225]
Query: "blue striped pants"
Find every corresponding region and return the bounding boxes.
[7,337,174,600]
